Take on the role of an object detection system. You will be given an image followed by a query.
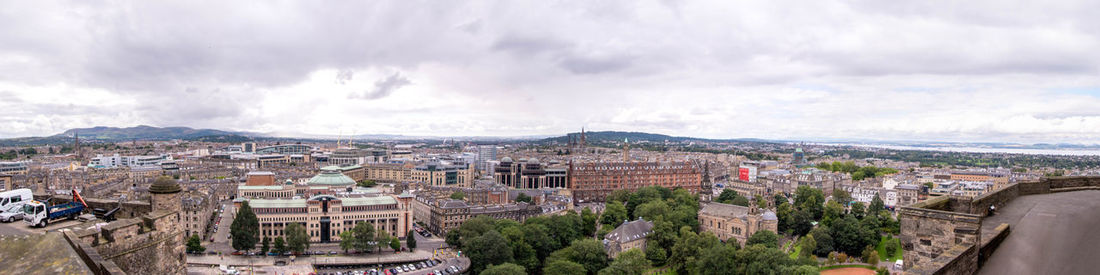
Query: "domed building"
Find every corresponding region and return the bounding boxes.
[306,166,357,187]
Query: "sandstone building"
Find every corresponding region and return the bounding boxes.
[698,202,778,245]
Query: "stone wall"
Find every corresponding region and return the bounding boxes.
[968,183,1019,217]
[899,199,981,271]
[978,224,1011,268]
[71,210,186,275]
[907,244,979,275]
[62,231,126,275]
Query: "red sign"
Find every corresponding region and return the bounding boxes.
[739,168,750,181]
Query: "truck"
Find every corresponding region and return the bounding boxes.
[23,189,87,228]
[0,188,33,213]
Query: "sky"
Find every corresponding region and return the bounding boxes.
[2,1,1100,143]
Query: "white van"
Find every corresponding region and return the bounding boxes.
[0,188,33,213]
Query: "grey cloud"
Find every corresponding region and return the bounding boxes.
[559,54,635,74]
[352,73,412,100]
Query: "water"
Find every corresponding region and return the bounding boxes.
[834,144,1100,156]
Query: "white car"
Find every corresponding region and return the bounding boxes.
[0,208,23,223]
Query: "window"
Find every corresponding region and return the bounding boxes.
[920,239,932,246]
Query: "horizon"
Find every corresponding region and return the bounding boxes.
[4,1,1100,143]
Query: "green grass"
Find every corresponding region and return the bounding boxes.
[789,244,802,259]
[645,266,674,275]
[875,235,903,262]
[820,264,876,271]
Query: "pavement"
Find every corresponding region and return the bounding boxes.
[978,190,1100,275]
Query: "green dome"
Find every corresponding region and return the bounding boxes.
[307,167,356,186]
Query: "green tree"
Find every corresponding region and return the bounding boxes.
[746,230,779,248]
[339,231,355,253]
[606,189,632,203]
[186,234,206,253]
[799,235,817,259]
[885,238,900,257]
[450,191,466,200]
[823,200,847,227]
[833,189,852,205]
[356,179,377,187]
[406,230,417,251]
[482,263,526,275]
[644,240,667,266]
[515,193,532,203]
[285,222,310,254]
[794,186,825,219]
[789,209,815,236]
[810,227,835,257]
[755,195,769,209]
[851,202,866,219]
[581,207,598,237]
[375,230,391,253]
[866,250,880,266]
[716,189,742,204]
[389,237,401,252]
[731,196,750,207]
[697,243,738,275]
[634,200,669,221]
[600,202,629,228]
[565,238,609,275]
[230,201,260,252]
[260,236,270,255]
[544,260,586,275]
[831,215,875,256]
[352,222,376,252]
[272,237,286,254]
[599,249,649,275]
[776,200,793,233]
[869,194,885,214]
[467,230,514,273]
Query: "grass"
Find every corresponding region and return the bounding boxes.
[789,244,802,259]
[645,266,674,275]
[819,264,876,271]
[875,235,903,262]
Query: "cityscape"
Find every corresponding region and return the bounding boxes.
[3,1,1100,275]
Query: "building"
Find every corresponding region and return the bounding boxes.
[245,171,277,186]
[88,154,172,168]
[494,157,568,189]
[362,163,412,182]
[417,196,542,235]
[256,144,313,154]
[569,161,702,202]
[0,161,28,175]
[475,145,497,173]
[239,167,414,243]
[603,218,654,258]
[698,202,778,245]
[411,162,474,187]
[181,191,216,239]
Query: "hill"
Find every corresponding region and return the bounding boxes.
[540,131,777,144]
[0,125,252,146]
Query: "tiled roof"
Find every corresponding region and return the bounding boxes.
[604,218,654,244]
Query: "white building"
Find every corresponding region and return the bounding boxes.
[88,154,172,168]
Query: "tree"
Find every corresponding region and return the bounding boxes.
[831,215,875,256]
[776,201,793,233]
[755,195,769,209]
[746,230,779,249]
[599,249,649,275]
[697,243,738,275]
[644,240,667,266]
[339,231,355,253]
[230,201,260,252]
[272,237,286,254]
[357,179,377,187]
[482,263,526,275]
[799,235,817,259]
[885,238,900,257]
[450,191,466,200]
[600,201,628,228]
[731,196,750,207]
[467,230,514,273]
[376,230,391,253]
[790,209,815,236]
[851,202,866,219]
[186,234,206,253]
[869,194,885,214]
[544,260,586,275]
[810,227,835,257]
[566,238,609,275]
[794,186,825,219]
[515,193,532,203]
[634,200,669,221]
[833,189,852,205]
[260,236,270,255]
[353,222,376,252]
[823,200,847,227]
[406,230,417,251]
[581,207,598,237]
[606,189,632,203]
[390,237,401,252]
[716,189,742,204]
[285,222,310,254]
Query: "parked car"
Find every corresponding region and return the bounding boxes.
[0,208,24,223]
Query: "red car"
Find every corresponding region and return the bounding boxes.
[231,251,244,256]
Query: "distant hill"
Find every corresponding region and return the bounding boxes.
[540,131,777,144]
[0,125,254,146]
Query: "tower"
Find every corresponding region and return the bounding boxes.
[73,130,81,160]
[580,127,587,148]
[149,176,182,214]
[622,138,630,162]
[700,160,712,202]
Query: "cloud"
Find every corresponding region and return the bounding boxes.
[0,1,1099,143]
[351,73,412,100]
